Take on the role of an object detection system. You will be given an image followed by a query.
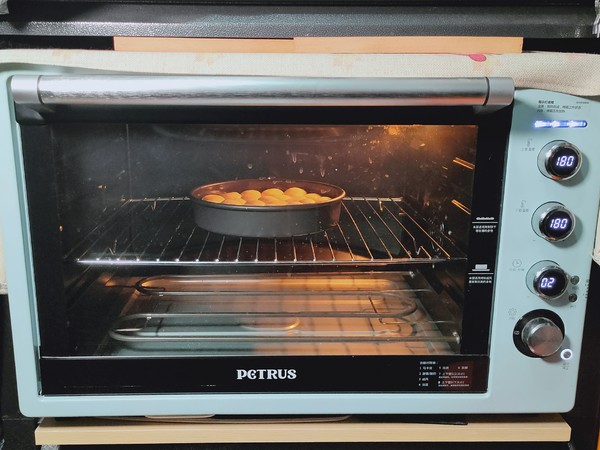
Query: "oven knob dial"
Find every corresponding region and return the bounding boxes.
[526,261,569,300]
[514,310,565,358]
[531,202,576,242]
[538,141,583,181]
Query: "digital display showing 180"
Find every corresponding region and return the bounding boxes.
[541,210,574,240]
[548,146,580,178]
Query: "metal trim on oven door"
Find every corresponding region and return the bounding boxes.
[10,75,514,108]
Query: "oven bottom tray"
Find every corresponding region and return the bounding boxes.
[102,273,459,357]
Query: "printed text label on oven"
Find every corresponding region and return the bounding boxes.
[236,369,297,380]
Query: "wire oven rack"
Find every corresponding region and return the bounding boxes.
[104,273,459,356]
[69,197,463,266]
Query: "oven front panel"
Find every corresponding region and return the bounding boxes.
[2,73,599,416]
[14,91,510,395]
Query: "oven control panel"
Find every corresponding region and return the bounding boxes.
[491,89,599,413]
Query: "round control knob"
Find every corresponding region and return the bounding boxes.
[526,261,569,300]
[531,202,576,242]
[521,317,564,357]
[514,310,565,358]
[538,141,582,181]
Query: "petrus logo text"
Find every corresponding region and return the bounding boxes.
[236,369,297,380]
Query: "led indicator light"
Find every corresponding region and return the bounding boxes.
[560,349,574,361]
[534,120,588,129]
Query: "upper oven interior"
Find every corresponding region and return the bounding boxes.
[55,123,475,266]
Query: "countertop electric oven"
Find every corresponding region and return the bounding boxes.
[0,59,599,417]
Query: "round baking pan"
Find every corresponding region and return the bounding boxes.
[190,179,345,238]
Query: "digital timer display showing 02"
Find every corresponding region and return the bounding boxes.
[536,269,567,298]
[527,261,570,300]
[540,276,556,289]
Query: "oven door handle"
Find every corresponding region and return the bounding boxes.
[10,75,514,108]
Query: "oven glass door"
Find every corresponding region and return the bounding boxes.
[13,76,512,395]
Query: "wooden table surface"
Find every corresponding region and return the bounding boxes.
[35,414,571,446]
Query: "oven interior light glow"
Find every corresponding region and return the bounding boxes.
[534,120,588,129]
